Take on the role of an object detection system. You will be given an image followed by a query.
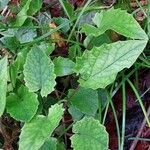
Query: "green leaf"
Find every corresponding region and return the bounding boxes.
[68,44,82,61]
[15,27,37,43]
[71,117,109,150]
[74,40,147,89]
[23,46,56,97]
[6,85,39,122]
[40,138,57,150]
[9,48,29,87]
[14,0,32,26]
[0,57,7,117]
[82,8,148,40]
[53,17,71,33]
[58,0,74,20]
[0,36,20,53]
[68,105,84,121]
[0,0,9,9]
[53,57,75,77]
[19,104,64,150]
[39,42,55,55]
[68,87,99,116]
[84,34,111,49]
[57,142,65,150]
[27,0,42,15]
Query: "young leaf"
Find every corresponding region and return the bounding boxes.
[19,104,64,150]
[0,57,7,117]
[23,46,56,97]
[82,8,148,40]
[40,138,57,150]
[71,117,109,150]
[74,40,147,89]
[6,85,39,122]
[68,87,99,116]
[53,56,75,77]
[14,0,32,26]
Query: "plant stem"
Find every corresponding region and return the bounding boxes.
[129,106,150,150]
[120,79,126,150]
[127,79,150,127]
[67,0,92,43]
[106,92,121,150]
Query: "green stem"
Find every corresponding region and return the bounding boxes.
[120,78,126,150]
[147,0,150,38]
[106,92,121,150]
[67,0,92,42]
[127,79,150,127]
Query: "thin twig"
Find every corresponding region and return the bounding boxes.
[129,105,150,150]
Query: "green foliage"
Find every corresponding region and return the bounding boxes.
[6,85,39,122]
[27,0,42,15]
[82,8,148,39]
[68,87,99,116]
[14,0,32,26]
[0,0,9,9]
[0,57,7,117]
[74,40,147,89]
[0,2,149,149]
[71,117,109,150]
[16,27,37,43]
[14,0,42,26]
[19,104,64,150]
[53,56,75,77]
[58,0,74,20]
[40,138,57,150]
[23,45,56,97]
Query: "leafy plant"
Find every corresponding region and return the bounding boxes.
[0,1,149,150]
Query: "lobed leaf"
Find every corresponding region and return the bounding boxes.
[6,85,39,122]
[19,104,64,150]
[71,117,109,150]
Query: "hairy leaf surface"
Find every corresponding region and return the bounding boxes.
[74,40,147,89]
[19,104,64,150]
[23,46,56,97]
[6,85,39,122]
[53,57,75,77]
[71,117,109,150]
